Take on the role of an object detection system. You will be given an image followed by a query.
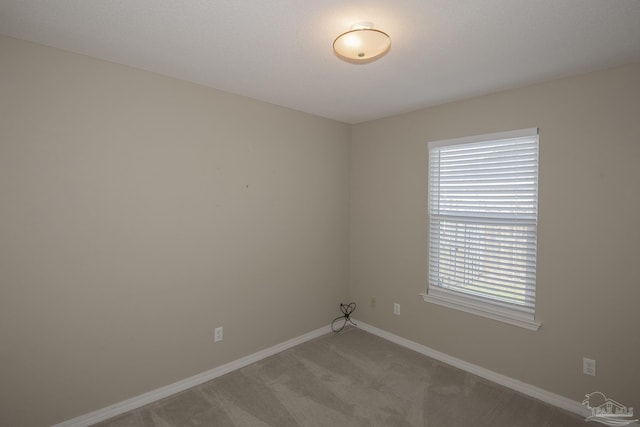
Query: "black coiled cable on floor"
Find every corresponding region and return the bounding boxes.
[331,302,357,333]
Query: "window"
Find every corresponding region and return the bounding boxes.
[422,128,541,330]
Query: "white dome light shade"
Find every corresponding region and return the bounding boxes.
[333,28,391,63]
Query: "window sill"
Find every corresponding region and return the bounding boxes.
[421,288,541,331]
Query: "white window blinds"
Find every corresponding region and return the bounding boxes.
[428,128,539,316]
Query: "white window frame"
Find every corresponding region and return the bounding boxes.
[422,128,541,331]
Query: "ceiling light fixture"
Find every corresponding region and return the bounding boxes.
[333,22,391,63]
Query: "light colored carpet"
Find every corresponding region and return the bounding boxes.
[93,327,589,426]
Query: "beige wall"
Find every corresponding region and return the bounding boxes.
[0,35,350,426]
[350,63,640,409]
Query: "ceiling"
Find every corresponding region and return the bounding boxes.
[1,1,639,124]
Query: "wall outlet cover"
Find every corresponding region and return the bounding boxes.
[583,357,596,376]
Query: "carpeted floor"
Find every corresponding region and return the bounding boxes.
[93,327,590,426]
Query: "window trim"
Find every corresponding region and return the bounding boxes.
[424,128,541,331]
[420,288,541,331]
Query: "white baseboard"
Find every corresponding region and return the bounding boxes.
[53,325,332,427]
[55,321,592,426]
[353,320,590,418]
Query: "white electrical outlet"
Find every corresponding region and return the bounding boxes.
[583,357,596,376]
[393,303,400,316]
[214,326,223,342]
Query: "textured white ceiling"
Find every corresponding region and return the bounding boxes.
[1,0,639,124]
